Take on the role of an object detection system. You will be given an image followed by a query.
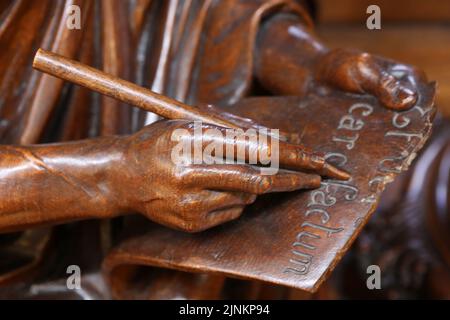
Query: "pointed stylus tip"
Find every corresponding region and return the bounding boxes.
[322,162,351,180]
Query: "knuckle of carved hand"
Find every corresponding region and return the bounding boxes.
[173,201,194,217]
[253,175,271,194]
[208,208,243,227]
[169,119,189,128]
[176,120,197,131]
[358,52,371,62]
[355,53,373,72]
[174,196,205,220]
[175,168,195,185]
[169,121,194,138]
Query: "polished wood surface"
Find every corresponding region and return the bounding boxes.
[0,0,445,299]
[317,0,450,23]
[104,81,436,295]
[318,24,450,117]
[32,49,349,180]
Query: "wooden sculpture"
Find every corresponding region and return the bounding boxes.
[0,0,438,299]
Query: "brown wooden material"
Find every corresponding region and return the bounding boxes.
[0,0,443,299]
[32,49,239,130]
[317,0,450,23]
[104,80,436,294]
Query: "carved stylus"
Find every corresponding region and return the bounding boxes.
[33,48,349,180]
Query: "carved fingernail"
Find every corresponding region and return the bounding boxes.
[399,87,417,107]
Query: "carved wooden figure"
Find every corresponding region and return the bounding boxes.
[0,0,438,299]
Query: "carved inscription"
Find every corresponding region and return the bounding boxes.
[284,102,372,275]
[285,100,432,276]
[361,104,433,203]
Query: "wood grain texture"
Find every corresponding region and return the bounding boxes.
[0,0,443,299]
[104,79,436,294]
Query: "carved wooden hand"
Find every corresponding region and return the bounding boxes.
[118,120,321,232]
[255,14,422,111]
[0,117,338,233]
[316,48,423,110]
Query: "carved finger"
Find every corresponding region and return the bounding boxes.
[318,49,417,111]
[201,191,257,211]
[204,206,245,228]
[195,103,293,142]
[180,164,321,194]
[176,122,349,180]
[356,55,417,110]
[372,72,417,110]
[179,206,246,232]
[177,190,256,213]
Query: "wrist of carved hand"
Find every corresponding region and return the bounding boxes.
[106,133,160,218]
